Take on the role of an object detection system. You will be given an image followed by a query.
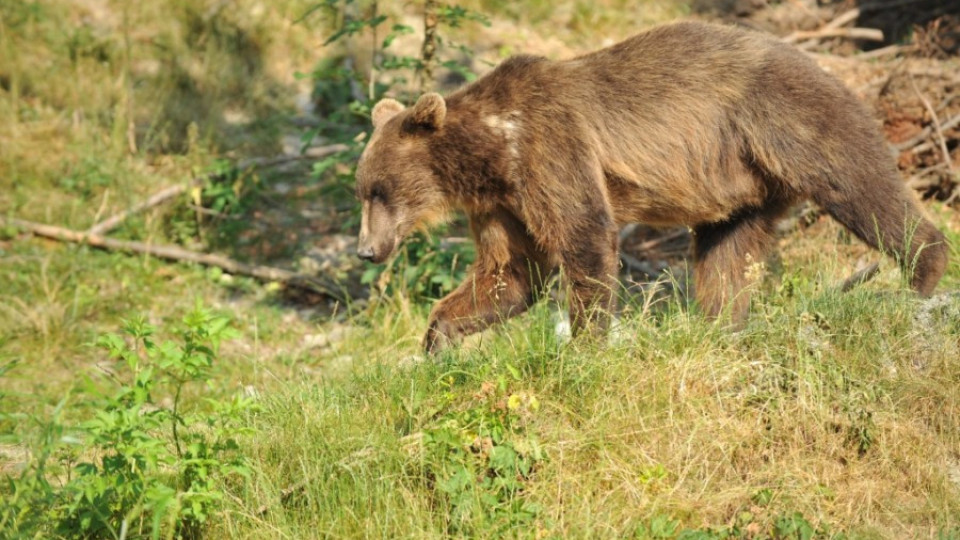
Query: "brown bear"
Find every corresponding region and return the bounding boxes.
[353,20,948,354]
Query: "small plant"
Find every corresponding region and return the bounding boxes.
[636,514,681,539]
[164,156,261,249]
[58,155,113,199]
[418,365,545,534]
[773,511,818,539]
[0,305,256,539]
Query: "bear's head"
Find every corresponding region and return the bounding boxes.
[354,93,450,263]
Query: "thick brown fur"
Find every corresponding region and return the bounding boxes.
[354,21,949,353]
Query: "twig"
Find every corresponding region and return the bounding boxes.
[944,182,960,205]
[856,44,913,61]
[438,236,469,250]
[186,204,243,220]
[908,67,960,83]
[891,111,960,152]
[620,252,656,276]
[823,8,862,31]
[91,189,111,227]
[3,217,346,301]
[906,163,949,189]
[785,27,884,45]
[839,262,881,293]
[909,75,955,175]
[784,8,861,45]
[632,228,690,253]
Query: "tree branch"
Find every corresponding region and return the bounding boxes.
[3,217,346,301]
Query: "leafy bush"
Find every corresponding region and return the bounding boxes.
[0,305,256,539]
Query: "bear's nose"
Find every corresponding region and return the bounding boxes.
[357,246,375,261]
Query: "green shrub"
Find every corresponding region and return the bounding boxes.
[0,305,256,539]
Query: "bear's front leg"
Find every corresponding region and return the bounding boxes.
[423,265,536,353]
[423,209,548,354]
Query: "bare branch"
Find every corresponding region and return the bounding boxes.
[3,217,346,301]
[909,75,956,176]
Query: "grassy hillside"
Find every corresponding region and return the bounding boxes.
[1,0,959,538]
[214,277,960,538]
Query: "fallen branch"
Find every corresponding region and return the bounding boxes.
[620,252,657,276]
[784,8,861,45]
[87,144,350,236]
[856,44,913,60]
[822,8,862,31]
[3,217,346,301]
[88,184,188,236]
[907,163,949,189]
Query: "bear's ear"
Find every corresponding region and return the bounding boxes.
[408,92,446,130]
[371,99,405,130]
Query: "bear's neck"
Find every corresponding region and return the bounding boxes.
[427,106,517,212]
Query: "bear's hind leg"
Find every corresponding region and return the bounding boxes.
[816,184,947,296]
[693,205,786,325]
[562,223,620,338]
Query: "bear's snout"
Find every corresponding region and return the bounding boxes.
[357,245,375,261]
[356,236,394,264]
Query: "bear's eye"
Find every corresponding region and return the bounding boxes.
[370,185,388,204]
